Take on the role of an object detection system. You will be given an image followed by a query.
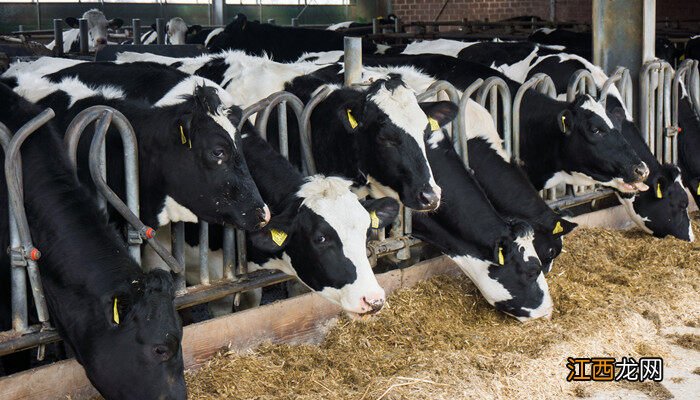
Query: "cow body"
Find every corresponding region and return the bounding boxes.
[46,9,123,53]
[0,83,185,399]
[2,59,269,231]
[206,13,378,62]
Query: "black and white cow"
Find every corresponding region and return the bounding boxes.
[2,59,269,232]
[527,53,693,241]
[114,51,443,212]
[46,9,123,53]
[677,82,700,209]
[326,14,397,34]
[412,102,553,321]
[206,13,380,62]
[0,83,186,399]
[145,122,399,317]
[331,53,649,195]
[134,18,203,45]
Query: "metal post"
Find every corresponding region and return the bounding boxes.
[291,18,299,27]
[171,222,186,293]
[78,18,89,54]
[223,225,236,280]
[156,18,165,45]
[132,19,141,45]
[394,18,401,33]
[373,18,379,35]
[344,37,362,87]
[199,222,210,285]
[53,19,63,57]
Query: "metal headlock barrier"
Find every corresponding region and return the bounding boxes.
[566,69,598,196]
[0,109,55,358]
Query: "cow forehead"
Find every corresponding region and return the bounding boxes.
[580,96,614,128]
[368,83,428,143]
[168,18,188,34]
[82,10,108,27]
[297,176,371,237]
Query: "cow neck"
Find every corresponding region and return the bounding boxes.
[606,96,661,176]
[241,127,305,213]
[518,90,566,190]
[466,137,554,223]
[678,95,700,173]
[426,136,508,253]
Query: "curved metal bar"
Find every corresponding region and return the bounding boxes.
[4,109,56,329]
[0,122,28,333]
[456,79,485,168]
[640,60,673,156]
[671,60,696,164]
[599,67,632,112]
[685,59,700,113]
[566,69,598,102]
[299,85,332,175]
[416,80,462,151]
[254,91,305,160]
[84,111,184,274]
[512,73,555,162]
[474,77,512,157]
[238,97,272,135]
[64,106,143,262]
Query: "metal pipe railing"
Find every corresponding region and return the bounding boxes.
[599,67,633,113]
[1,109,56,337]
[416,80,462,153]
[52,19,63,57]
[566,69,598,102]
[474,77,513,157]
[132,18,141,45]
[455,79,486,168]
[64,106,182,274]
[640,60,674,163]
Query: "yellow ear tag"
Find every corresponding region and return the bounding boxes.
[270,229,288,247]
[498,246,505,266]
[428,117,440,131]
[561,115,567,131]
[656,183,663,199]
[112,297,120,325]
[552,221,564,234]
[697,183,700,196]
[346,109,358,129]
[179,125,192,149]
[370,210,380,229]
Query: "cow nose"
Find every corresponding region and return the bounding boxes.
[256,206,270,228]
[418,190,440,210]
[361,296,385,313]
[634,162,650,180]
[95,37,107,45]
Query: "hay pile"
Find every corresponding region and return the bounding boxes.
[186,226,700,399]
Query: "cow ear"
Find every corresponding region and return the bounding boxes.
[176,111,194,147]
[109,18,124,29]
[249,226,291,252]
[187,25,203,35]
[649,174,669,199]
[552,219,577,236]
[362,197,400,229]
[103,292,132,327]
[557,109,573,135]
[65,17,79,29]
[493,238,508,266]
[419,101,458,129]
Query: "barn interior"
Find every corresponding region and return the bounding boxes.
[0,1,699,399]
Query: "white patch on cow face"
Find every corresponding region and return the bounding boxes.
[157,196,198,226]
[82,9,110,50]
[519,274,553,321]
[204,27,224,47]
[580,96,614,129]
[167,17,188,45]
[514,229,539,263]
[208,107,238,148]
[450,255,513,305]
[297,176,385,314]
[402,38,475,58]
[368,82,440,195]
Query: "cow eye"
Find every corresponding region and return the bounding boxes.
[592,128,603,135]
[314,235,326,244]
[212,148,226,159]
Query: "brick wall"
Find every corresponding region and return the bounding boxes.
[391,0,700,24]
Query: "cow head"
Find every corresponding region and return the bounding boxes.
[83,269,185,400]
[454,220,553,321]
[65,9,123,50]
[157,84,269,230]
[556,95,649,193]
[343,78,457,211]
[621,164,693,241]
[165,17,189,45]
[249,176,399,317]
[532,216,577,274]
